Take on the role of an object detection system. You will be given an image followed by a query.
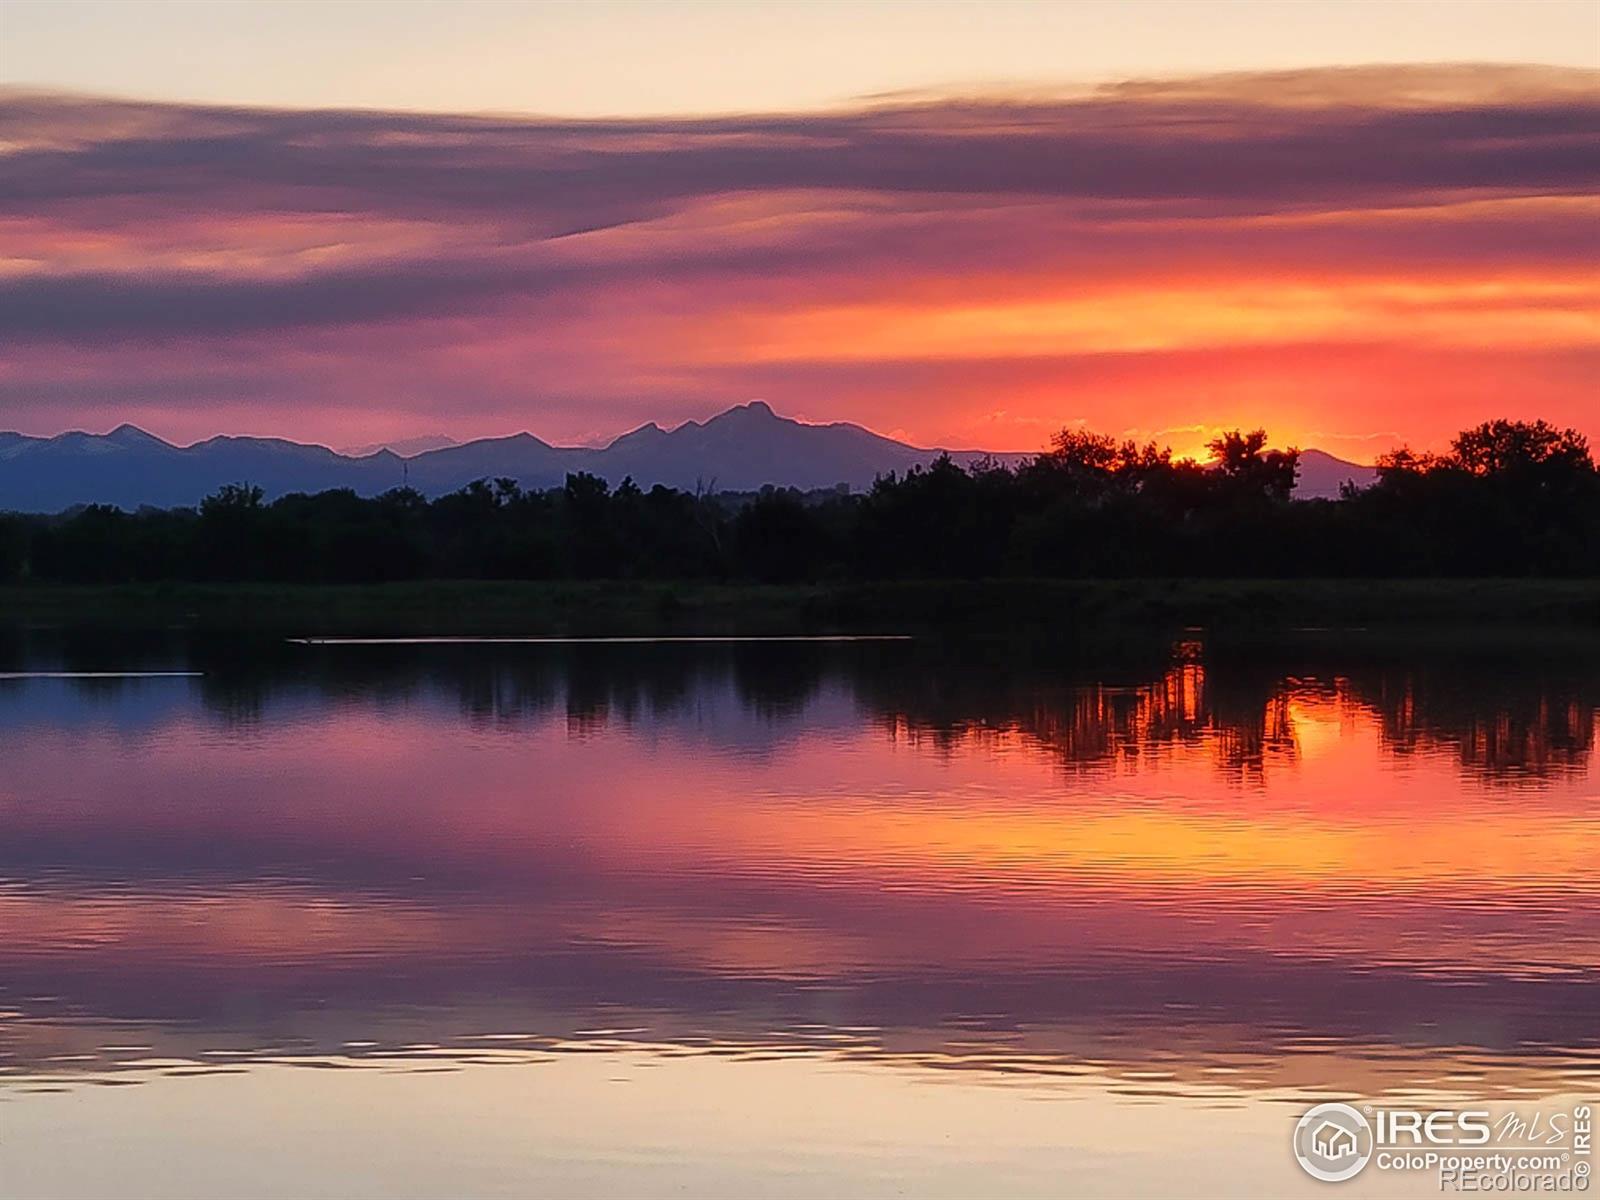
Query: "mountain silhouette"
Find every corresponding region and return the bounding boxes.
[1295,449,1379,499]
[0,401,1370,512]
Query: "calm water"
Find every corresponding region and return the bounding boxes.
[0,629,1596,1198]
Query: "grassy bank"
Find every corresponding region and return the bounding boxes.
[0,578,1596,635]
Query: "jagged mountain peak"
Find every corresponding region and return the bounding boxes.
[608,421,667,447]
[105,423,171,447]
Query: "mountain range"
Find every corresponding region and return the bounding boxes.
[0,402,1376,513]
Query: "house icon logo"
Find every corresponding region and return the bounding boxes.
[1313,1121,1359,1160]
[1294,1102,1375,1182]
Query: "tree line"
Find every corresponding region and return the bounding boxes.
[3,419,1595,584]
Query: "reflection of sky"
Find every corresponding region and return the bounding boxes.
[14,1049,1503,1200]
[0,638,1596,1108]
[0,676,202,731]
[1,637,1596,1194]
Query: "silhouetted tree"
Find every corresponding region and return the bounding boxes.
[1207,429,1299,502]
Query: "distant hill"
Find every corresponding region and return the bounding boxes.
[0,402,1374,512]
[1295,448,1379,499]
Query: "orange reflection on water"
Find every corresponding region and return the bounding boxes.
[0,634,1594,1112]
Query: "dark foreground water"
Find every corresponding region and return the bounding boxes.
[0,629,1595,1198]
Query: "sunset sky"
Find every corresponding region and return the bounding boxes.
[2,0,1597,459]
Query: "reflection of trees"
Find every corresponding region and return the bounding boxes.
[1340,664,1595,783]
[9,629,1598,785]
[862,645,1298,779]
[845,637,1598,784]
[184,639,822,736]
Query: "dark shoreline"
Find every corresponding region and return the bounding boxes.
[1,578,1596,636]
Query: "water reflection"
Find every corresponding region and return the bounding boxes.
[4,630,1594,781]
[0,630,1596,1136]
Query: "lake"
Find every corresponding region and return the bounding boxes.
[1,628,1595,1197]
